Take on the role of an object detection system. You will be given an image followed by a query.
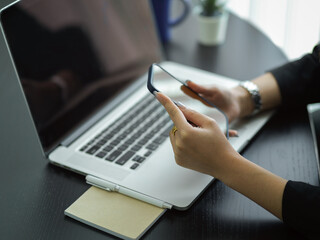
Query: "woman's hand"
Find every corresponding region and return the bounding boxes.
[186,80,249,122]
[155,92,240,179]
[155,91,287,220]
[187,72,283,120]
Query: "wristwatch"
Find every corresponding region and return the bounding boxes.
[239,81,262,115]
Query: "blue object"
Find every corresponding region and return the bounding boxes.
[151,0,190,44]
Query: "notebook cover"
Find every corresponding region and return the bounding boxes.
[64,186,166,240]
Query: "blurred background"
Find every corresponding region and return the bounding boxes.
[187,0,320,60]
[226,0,320,60]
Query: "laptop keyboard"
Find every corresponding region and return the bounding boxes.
[79,94,173,170]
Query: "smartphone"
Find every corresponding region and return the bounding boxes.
[147,63,228,136]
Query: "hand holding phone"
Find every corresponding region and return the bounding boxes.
[147,63,229,138]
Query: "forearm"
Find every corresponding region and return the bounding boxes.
[270,45,320,108]
[233,45,320,116]
[218,154,287,220]
[231,73,282,117]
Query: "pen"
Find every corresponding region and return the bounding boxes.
[86,175,172,209]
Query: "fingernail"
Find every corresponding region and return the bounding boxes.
[185,80,191,85]
[229,130,239,137]
[153,91,158,97]
[176,101,186,109]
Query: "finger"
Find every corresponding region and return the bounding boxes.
[169,129,176,149]
[169,130,180,164]
[186,80,212,95]
[155,92,190,129]
[178,105,213,128]
[180,85,211,107]
[228,129,239,137]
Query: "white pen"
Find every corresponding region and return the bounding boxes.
[86,175,172,209]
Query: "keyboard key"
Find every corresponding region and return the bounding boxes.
[79,145,88,152]
[157,121,167,128]
[115,151,135,165]
[155,112,163,118]
[103,145,114,152]
[153,136,166,144]
[86,145,100,155]
[137,118,145,124]
[150,128,160,135]
[130,123,139,129]
[110,129,119,135]
[94,134,102,140]
[131,144,142,151]
[110,139,121,146]
[136,156,146,163]
[144,151,152,157]
[102,136,111,141]
[128,125,137,131]
[101,128,110,134]
[132,132,141,139]
[144,133,154,140]
[87,139,95,145]
[138,138,148,145]
[104,133,115,139]
[105,150,122,162]
[125,138,135,145]
[118,122,127,129]
[123,129,132,135]
[132,155,141,161]
[132,155,145,163]
[146,143,158,151]
[118,144,129,151]
[116,135,126,141]
[130,163,140,170]
[96,151,107,158]
[137,129,145,135]
[96,139,107,146]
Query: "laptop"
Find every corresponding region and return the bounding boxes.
[0,0,273,210]
[307,103,320,178]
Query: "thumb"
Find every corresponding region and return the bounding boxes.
[186,80,212,95]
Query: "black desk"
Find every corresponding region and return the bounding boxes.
[1,13,319,240]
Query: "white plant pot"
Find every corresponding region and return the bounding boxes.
[195,8,229,46]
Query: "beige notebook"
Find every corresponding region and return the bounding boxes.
[64,186,166,240]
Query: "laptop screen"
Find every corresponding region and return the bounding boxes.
[1,0,161,150]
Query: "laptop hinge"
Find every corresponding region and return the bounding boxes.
[86,175,172,209]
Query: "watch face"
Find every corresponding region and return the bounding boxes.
[244,81,258,92]
[240,81,261,113]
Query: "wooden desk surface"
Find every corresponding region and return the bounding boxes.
[1,12,318,240]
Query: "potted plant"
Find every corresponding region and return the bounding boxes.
[195,0,229,45]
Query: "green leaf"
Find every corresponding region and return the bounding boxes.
[200,0,224,16]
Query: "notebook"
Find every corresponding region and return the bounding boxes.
[0,0,273,210]
[64,186,166,240]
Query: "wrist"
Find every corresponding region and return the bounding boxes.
[231,86,255,118]
[211,150,244,181]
